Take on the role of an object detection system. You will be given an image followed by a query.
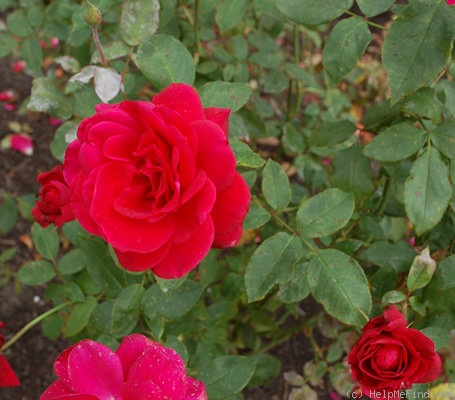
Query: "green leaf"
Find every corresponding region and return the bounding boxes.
[216,0,248,34]
[245,232,304,302]
[363,123,426,162]
[57,249,86,275]
[31,223,59,260]
[381,290,407,306]
[0,33,15,57]
[420,327,450,351]
[50,121,78,162]
[332,144,374,195]
[230,139,265,169]
[7,9,33,37]
[199,355,256,399]
[404,147,452,234]
[134,34,195,90]
[322,17,372,83]
[360,241,416,273]
[263,70,289,94]
[275,0,353,25]
[308,120,357,147]
[141,280,203,320]
[431,120,455,159]
[17,260,56,285]
[262,159,291,210]
[243,200,271,230]
[248,353,281,387]
[199,81,252,112]
[111,284,145,338]
[42,314,65,340]
[356,0,394,17]
[382,1,455,103]
[0,195,17,234]
[308,249,372,327]
[407,246,436,292]
[27,77,72,120]
[297,188,355,238]
[79,237,136,298]
[20,36,43,76]
[65,296,98,337]
[120,0,160,46]
[277,262,310,303]
[401,87,443,124]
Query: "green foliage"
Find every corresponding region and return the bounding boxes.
[2,0,454,398]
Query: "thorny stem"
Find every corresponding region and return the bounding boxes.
[344,10,387,31]
[92,25,108,67]
[0,301,74,353]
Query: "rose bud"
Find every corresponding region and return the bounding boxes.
[32,165,75,228]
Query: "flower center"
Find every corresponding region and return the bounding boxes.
[374,344,401,370]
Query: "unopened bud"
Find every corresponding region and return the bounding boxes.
[85,0,102,26]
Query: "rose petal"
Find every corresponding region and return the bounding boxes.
[114,241,172,272]
[0,355,20,387]
[184,377,207,400]
[152,83,205,123]
[89,162,177,252]
[122,380,167,400]
[67,340,123,399]
[10,134,33,155]
[192,120,236,191]
[211,172,250,247]
[152,217,214,279]
[204,107,230,138]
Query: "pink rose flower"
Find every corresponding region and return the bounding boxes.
[348,306,441,400]
[63,83,250,278]
[40,334,206,400]
[32,165,75,227]
[0,322,20,387]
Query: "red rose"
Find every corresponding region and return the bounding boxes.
[40,334,206,399]
[63,83,250,278]
[348,306,441,400]
[0,322,20,387]
[32,165,75,228]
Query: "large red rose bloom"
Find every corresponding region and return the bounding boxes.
[63,83,250,278]
[348,306,441,400]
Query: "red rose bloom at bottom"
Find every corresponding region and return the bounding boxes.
[40,334,206,400]
[0,322,20,387]
[348,306,441,400]
[32,165,75,228]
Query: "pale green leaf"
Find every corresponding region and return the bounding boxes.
[363,123,426,162]
[323,17,372,83]
[382,0,455,103]
[120,0,160,46]
[199,355,256,399]
[404,147,452,234]
[297,188,355,238]
[308,249,371,327]
[245,232,304,302]
[216,0,248,34]
[199,81,252,112]
[431,120,455,159]
[262,159,291,210]
[407,246,436,292]
[134,34,195,90]
[356,0,395,17]
[275,0,354,25]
